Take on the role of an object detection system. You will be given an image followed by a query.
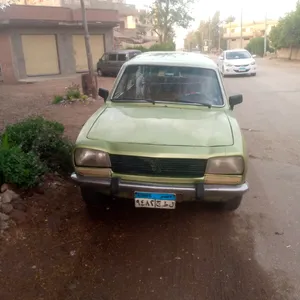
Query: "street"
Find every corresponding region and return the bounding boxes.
[1,58,300,300]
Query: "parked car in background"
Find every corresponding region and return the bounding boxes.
[72,52,249,214]
[217,49,257,77]
[96,49,141,77]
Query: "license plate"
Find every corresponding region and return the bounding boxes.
[134,192,176,209]
[239,67,246,71]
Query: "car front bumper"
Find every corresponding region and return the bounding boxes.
[71,173,249,202]
[223,65,257,75]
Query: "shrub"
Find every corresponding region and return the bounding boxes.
[245,37,273,57]
[0,146,46,188]
[53,95,64,104]
[66,83,81,100]
[3,117,74,174]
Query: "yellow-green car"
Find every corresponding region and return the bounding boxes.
[71,52,249,212]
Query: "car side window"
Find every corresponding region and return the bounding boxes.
[101,54,109,61]
[108,54,117,61]
[118,54,127,61]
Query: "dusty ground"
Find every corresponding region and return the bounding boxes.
[0,76,114,140]
[1,60,300,300]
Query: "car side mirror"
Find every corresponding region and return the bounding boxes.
[229,94,243,110]
[98,88,109,101]
[252,54,256,58]
[219,56,223,60]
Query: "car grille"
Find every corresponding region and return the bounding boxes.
[109,154,207,178]
[234,64,249,67]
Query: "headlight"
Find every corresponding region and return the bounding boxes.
[74,148,111,167]
[225,63,233,67]
[206,156,244,175]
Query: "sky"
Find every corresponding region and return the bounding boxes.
[126,0,298,48]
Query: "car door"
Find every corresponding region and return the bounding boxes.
[98,53,109,74]
[107,53,118,75]
[116,53,127,75]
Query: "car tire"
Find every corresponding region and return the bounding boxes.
[97,69,103,76]
[251,73,256,76]
[80,186,112,214]
[217,196,243,211]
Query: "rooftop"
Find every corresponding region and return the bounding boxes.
[126,51,217,69]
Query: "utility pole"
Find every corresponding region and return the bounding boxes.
[240,8,243,48]
[208,17,211,51]
[264,12,267,56]
[80,0,97,99]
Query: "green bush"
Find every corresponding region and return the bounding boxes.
[3,117,74,174]
[245,37,273,57]
[0,146,46,188]
[66,83,81,100]
[53,95,64,104]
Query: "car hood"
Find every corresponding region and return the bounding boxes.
[87,106,233,147]
[225,58,254,65]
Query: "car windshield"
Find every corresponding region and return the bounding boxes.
[226,51,251,60]
[111,65,223,106]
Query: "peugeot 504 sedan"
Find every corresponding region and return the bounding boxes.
[71,51,249,212]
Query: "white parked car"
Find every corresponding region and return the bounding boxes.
[217,49,257,77]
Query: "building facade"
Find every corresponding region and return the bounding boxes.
[0,5,118,82]
[222,19,278,50]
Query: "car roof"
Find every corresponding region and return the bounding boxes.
[106,49,141,54]
[126,51,217,69]
[224,49,249,53]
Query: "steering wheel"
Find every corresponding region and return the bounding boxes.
[182,92,211,102]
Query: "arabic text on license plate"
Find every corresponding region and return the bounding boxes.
[239,67,246,71]
[134,192,176,209]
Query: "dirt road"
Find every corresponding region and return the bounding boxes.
[1,59,300,300]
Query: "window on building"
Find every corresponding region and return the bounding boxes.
[243,37,250,40]
[232,39,236,41]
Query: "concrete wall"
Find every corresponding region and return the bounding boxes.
[226,38,250,50]
[277,47,300,60]
[4,26,113,82]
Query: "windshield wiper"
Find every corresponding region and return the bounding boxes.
[179,100,212,108]
[110,97,156,104]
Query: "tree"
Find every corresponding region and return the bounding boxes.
[184,12,228,52]
[245,37,272,57]
[269,1,300,59]
[0,0,14,9]
[149,0,195,43]
[80,0,97,99]
[210,11,221,49]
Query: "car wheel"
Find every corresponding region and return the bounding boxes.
[251,73,256,76]
[80,186,112,215]
[97,69,103,76]
[217,196,243,211]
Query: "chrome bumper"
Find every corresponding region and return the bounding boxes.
[71,173,249,202]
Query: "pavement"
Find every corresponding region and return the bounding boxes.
[2,58,300,300]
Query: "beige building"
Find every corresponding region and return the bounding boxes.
[222,19,278,49]
[114,9,159,49]
[0,5,118,82]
